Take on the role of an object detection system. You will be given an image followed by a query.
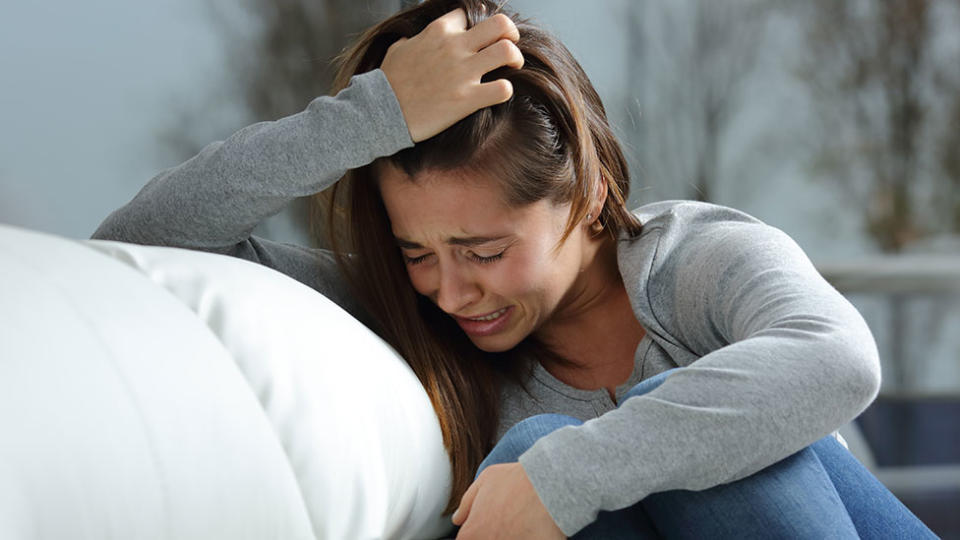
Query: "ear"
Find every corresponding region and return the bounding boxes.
[592,174,609,218]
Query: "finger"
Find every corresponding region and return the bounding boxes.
[471,78,514,109]
[429,8,468,35]
[451,479,481,526]
[462,13,520,52]
[468,38,524,75]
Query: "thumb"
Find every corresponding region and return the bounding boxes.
[451,478,481,526]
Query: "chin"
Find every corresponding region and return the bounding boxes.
[468,335,522,354]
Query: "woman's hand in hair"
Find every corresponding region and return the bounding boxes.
[451,462,565,539]
[381,8,524,143]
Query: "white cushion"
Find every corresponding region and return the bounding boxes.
[81,237,454,539]
[0,224,315,540]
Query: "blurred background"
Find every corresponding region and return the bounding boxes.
[1,0,957,535]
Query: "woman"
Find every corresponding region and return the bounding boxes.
[94,0,934,538]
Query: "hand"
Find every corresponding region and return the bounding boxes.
[452,462,565,539]
[380,9,524,142]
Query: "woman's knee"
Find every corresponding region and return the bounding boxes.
[476,413,582,479]
[642,444,859,539]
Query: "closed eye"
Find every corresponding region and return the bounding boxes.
[403,253,431,265]
[470,251,504,264]
[402,250,506,266]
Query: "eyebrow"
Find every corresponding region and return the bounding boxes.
[395,235,511,249]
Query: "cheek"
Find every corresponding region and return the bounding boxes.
[512,241,581,303]
[497,251,555,298]
[406,266,432,297]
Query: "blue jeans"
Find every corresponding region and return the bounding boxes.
[476,369,936,539]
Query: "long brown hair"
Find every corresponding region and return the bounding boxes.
[313,0,643,514]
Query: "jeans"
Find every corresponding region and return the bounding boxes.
[476,369,936,539]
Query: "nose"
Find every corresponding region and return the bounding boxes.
[434,263,482,315]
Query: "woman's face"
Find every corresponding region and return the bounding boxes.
[377,163,594,353]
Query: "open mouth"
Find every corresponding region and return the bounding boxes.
[465,307,509,322]
[453,306,515,337]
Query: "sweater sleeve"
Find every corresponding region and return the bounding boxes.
[517,218,882,536]
[91,68,413,295]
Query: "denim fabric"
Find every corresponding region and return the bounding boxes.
[476,369,936,539]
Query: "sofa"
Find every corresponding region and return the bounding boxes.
[0,223,456,540]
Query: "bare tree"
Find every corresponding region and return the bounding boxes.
[934,20,960,236]
[797,0,960,253]
[623,0,776,203]
[216,0,400,122]
[796,1,960,398]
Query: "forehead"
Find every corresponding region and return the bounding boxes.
[376,163,516,231]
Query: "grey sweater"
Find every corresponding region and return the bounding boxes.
[93,69,882,537]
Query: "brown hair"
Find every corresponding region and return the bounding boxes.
[313,0,643,514]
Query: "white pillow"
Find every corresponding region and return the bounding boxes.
[82,238,455,540]
[0,224,315,540]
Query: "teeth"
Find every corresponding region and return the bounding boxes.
[470,308,507,322]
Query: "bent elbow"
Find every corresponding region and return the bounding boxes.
[834,337,882,419]
[853,349,881,411]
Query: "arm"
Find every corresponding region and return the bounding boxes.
[517,218,882,536]
[92,68,411,255]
